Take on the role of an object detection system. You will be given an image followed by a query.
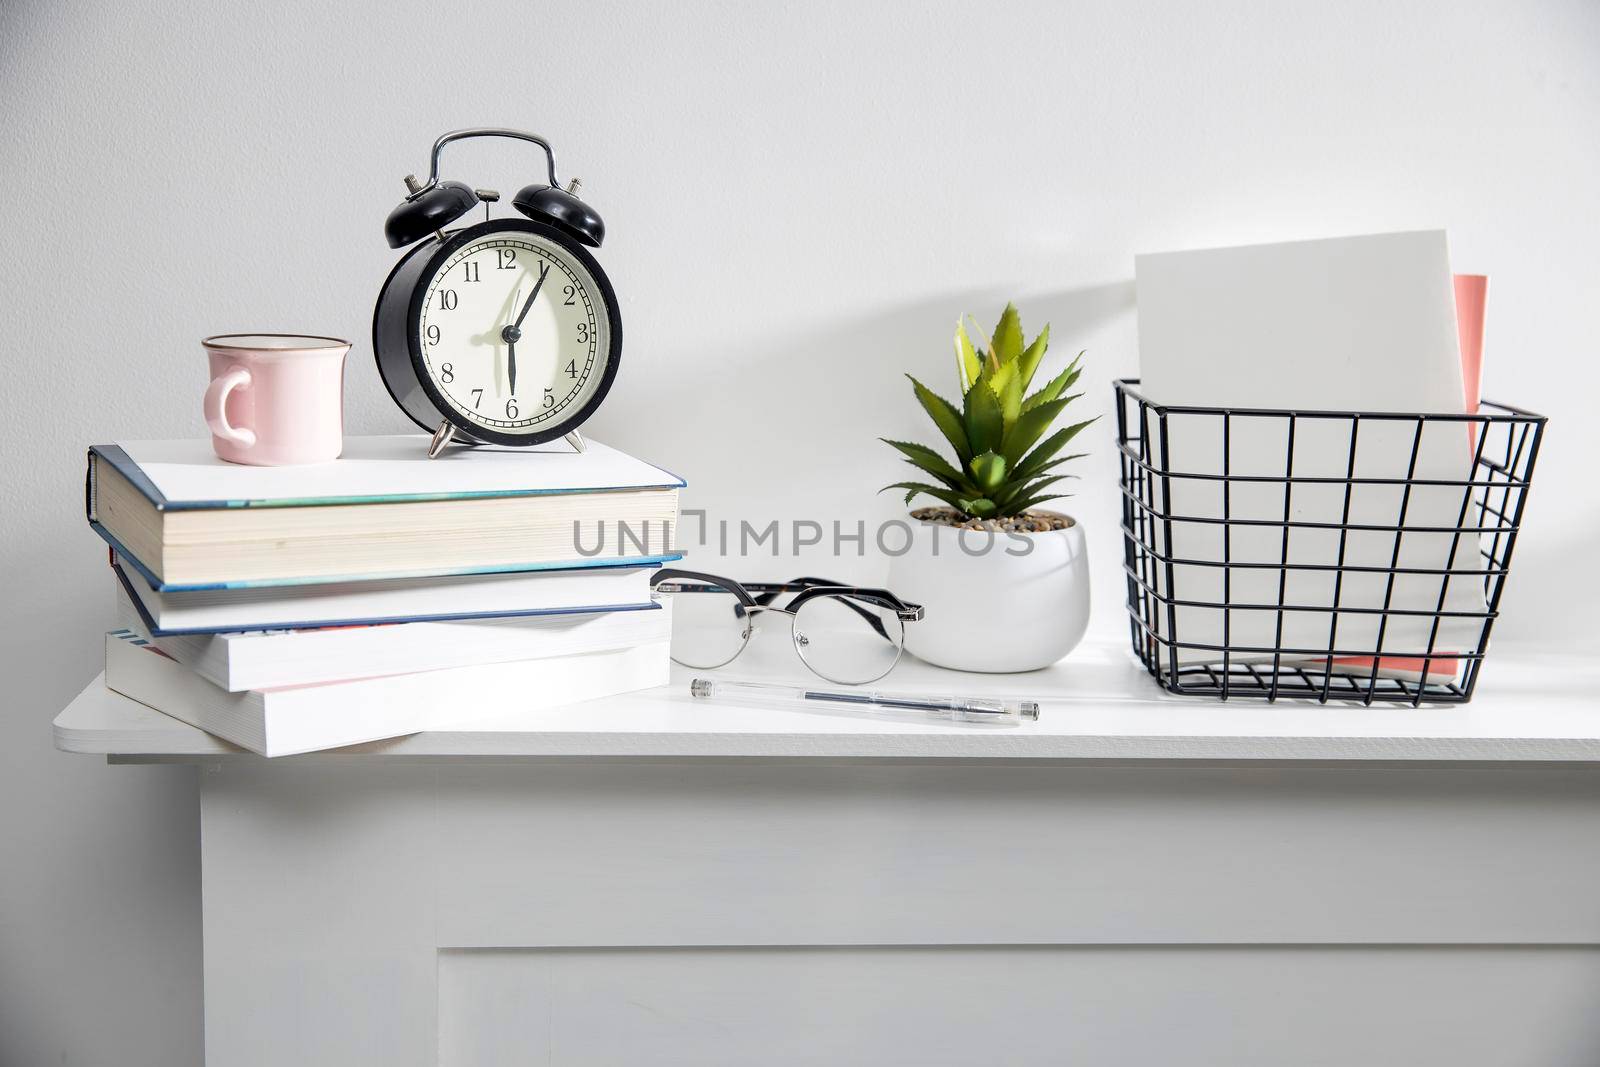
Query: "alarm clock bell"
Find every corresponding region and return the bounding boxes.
[512,182,605,248]
[383,178,478,249]
[384,128,606,252]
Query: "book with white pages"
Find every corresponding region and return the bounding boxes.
[86,435,682,589]
[112,551,660,635]
[1134,230,1484,669]
[117,588,672,691]
[103,629,671,757]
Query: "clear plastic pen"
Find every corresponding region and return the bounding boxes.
[689,678,1040,725]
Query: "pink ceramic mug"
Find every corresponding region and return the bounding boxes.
[203,334,351,465]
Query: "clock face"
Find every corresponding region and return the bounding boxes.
[415,230,611,434]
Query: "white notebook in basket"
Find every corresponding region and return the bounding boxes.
[1134,230,1485,670]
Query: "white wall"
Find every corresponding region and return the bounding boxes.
[2,1,1596,1062]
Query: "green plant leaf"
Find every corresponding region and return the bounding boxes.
[958,497,998,518]
[1001,396,1072,467]
[968,450,1007,492]
[985,360,1006,398]
[907,375,971,463]
[1013,418,1097,478]
[1021,353,1082,412]
[880,438,973,491]
[1005,489,1073,515]
[964,363,986,419]
[991,302,1023,366]
[964,313,991,355]
[989,357,1016,401]
[1012,451,1088,483]
[882,481,967,510]
[900,457,967,491]
[999,369,1024,432]
[993,473,1075,514]
[1015,324,1050,392]
[954,319,982,392]
[963,378,1004,457]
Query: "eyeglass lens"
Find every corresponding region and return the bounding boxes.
[792,594,905,684]
[663,581,751,669]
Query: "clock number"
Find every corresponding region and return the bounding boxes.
[543,388,555,409]
[564,359,577,379]
[440,362,454,383]
[562,284,577,306]
[576,322,590,344]
[471,388,483,409]
[438,289,458,310]
[461,261,480,283]
[426,325,440,345]
[506,399,519,419]
[496,248,517,270]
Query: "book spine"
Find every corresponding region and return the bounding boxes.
[85,449,98,524]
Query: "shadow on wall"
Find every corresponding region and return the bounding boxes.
[629,280,1137,511]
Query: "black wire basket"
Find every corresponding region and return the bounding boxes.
[1114,379,1546,705]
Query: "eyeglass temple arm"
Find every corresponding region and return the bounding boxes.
[748,576,833,606]
[652,567,771,625]
[651,568,759,606]
[759,577,921,616]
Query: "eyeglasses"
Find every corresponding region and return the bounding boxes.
[650,569,925,685]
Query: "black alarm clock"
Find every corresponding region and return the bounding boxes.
[373,128,622,458]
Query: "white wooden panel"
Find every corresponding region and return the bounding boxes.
[201,763,440,1067]
[200,761,1600,1066]
[431,763,1600,945]
[438,945,1600,1067]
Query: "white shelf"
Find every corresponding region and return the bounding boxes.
[51,640,1600,763]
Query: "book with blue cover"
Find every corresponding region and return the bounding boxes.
[86,435,683,590]
[110,550,663,635]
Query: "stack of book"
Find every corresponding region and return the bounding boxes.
[84,436,683,755]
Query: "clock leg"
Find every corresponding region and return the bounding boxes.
[564,429,587,453]
[427,420,457,459]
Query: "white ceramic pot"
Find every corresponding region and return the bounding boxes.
[885,511,1090,673]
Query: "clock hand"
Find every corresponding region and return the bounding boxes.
[506,287,520,395]
[500,264,550,398]
[514,262,551,329]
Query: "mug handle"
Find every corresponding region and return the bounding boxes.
[204,366,257,447]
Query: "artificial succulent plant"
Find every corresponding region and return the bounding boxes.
[882,303,1093,520]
